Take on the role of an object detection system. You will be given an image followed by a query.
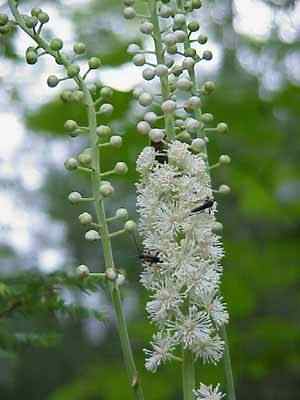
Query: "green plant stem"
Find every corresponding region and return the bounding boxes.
[8,2,144,399]
[174,3,237,399]
[182,349,196,400]
[149,0,175,140]
[221,326,236,400]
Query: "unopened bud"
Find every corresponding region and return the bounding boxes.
[78,212,93,225]
[68,192,82,203]
[219,184,231,194]
[76,264,90,277]
[124,220,137,232]
[114,162,128,175]
[85,230,100,241]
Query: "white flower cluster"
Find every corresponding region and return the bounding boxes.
[194,383,225,400]
[136,141,229,373]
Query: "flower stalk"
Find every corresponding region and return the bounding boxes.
[7,2,144,399]
[124,0,235,398]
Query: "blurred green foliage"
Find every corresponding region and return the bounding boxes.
[1,0,300,399]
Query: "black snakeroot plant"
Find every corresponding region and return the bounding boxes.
[123,0,236,399]
[1,1,236,399]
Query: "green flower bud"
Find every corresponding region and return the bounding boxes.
[127,43,141,55]
[201,113,214,123]
[159,5,172,18]
[100,86,113,99]
[24,16,38,29]
[161,100,176,114]
[76,264,90,277]
[155,64,168,77]
[100,182,114,197]
[0,24,10,35]
[123,0,135,5]
[85,230,100,241]
[31,8,42,17]
[219,155,231,164]
[198,34,208,44]
[87,84,97,96]
[174,30,187,43]
[163,33,177,47]
[192,0,202,9]
[114,162,128,175]
[88,57,101,69]
[176,130,191,143]
[167,45,177,55]
[176,78,192,91]
[68,191,82,203]
[50,38,63,51]
[96,125,112,136]
[191,138,206,152]
[64,157,78,170]
[64,120,78,132]
[26,50,38,65]
[73,90,85,102]
[123,6,136,19]
[138,92,153,107]
[184,48,196,58]
[183,57,195,70]
[110,136,123,148]
[78,152,92,166]
[203,81,215,94]
[116,208,128,219]
[185,117,200,133]
[47,75,59,88]
[79,212,93,225]
[37,11,49,24]
[188,21,200,32]
[73,42,86,55]
[212,222,223,234]
[202,50,213,60]
[144,111,157,125]
[0,14,9,26]
[140,21,154,34]
[174,13,186,27]
[142,67,156,81]
[60,90,73,102]
[149,128,165,143]
[219,184,231,194]
[185,96,201,111]
[67,64,80,77]
[99,103,114,116]
[137,121,151,135]
[217,122,228,134]
[124,220,137,232]
[133,54,145,66]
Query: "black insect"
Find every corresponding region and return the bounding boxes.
[151,141,168,164]
[139,252,161,265]
[191,197,215,214]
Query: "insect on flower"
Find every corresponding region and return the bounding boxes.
[139,251,161,265]
[191,197,215,214]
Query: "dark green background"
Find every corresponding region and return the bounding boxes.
[0,0,299,399]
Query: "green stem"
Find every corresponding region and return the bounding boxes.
[221,326,236,400]
[8,2,144,399]
[148,0,175,140]
[182,349,196,400]
[175,3,236,399]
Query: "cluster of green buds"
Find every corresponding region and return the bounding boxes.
[5,1,138,287]
[123,0,231,176]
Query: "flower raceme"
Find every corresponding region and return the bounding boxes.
[137,141,229,373]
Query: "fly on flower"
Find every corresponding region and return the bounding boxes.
[139,251,161,265]
[191,197,215,214]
